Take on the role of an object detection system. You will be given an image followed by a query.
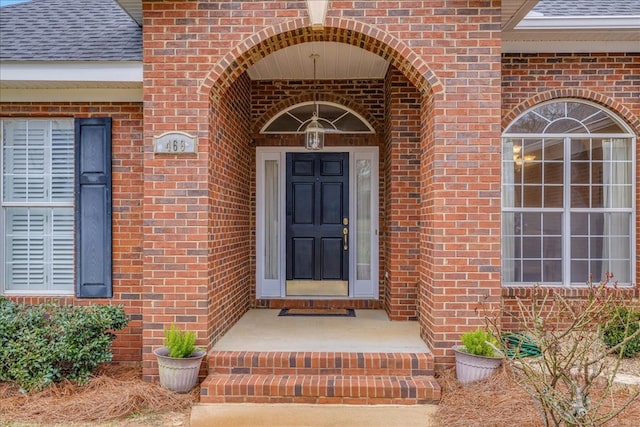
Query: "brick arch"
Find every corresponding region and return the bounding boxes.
[502,89,640,135]
[199,19,441,100]
[253,92,383,135]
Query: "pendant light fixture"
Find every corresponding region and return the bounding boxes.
[304,53,324,150]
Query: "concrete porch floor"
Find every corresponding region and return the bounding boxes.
[212,309,430,353]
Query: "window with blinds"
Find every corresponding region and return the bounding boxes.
[1,119,75,293]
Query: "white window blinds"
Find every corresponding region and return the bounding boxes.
[2,119,75,292]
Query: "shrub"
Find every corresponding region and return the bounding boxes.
[460,328,499,357]
[602,308,640,358]
[163,324,197,358]
[484,275,640,427]
[0,298,128,391]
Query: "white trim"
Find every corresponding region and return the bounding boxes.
[306,0,329,27]
[2,290,75,296]
[255,151,284,298]
[503,40,640,54]
[0,62,143,83]
[256,146,379,299]
[504,133,632,139]
[350,149,379,299]
[516,16,640,30]
[0,88,142,102]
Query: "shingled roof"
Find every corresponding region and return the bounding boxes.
[0,0,141,61]
[533,0,640,17]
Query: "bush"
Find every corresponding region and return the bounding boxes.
[163,324,198,358]
[0,298,128,391]
[602,308,640,358]
[460,328,499,357]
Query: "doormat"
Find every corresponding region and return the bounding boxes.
[278,308,356,317]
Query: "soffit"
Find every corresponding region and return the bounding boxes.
[115,0,142,25]
[246,42,389,81]
[503,0,640,52]
[502,0,539,31]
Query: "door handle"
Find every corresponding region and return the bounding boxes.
[343,227,348,251]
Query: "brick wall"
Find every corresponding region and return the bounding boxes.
[0,102,144,362]
[501,53,640,326]
[141,0,503,372]
[207,72,253,346]
[384,67,422,320]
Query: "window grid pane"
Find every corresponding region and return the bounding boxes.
[503,102,633,286]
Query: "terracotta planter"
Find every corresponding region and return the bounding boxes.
[453,345,502,385]
[154,347,206,393]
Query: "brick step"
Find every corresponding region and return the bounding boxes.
[207,351,434,377]
[200,374,441,404]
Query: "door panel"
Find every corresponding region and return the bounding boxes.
[286,152,349,294]
[292,183,314,224]
[321,182,343,224]
[292,238,314,279]
[321,238,344,279]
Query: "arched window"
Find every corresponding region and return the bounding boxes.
[261,102,374,134]
[502,100,635,286]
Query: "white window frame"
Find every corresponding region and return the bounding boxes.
[0,118,75,295]
[502,100,636,287]
[256,146,379,299]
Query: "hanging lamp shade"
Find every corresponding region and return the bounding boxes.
[305,112,325,150]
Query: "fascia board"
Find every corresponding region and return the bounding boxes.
[503,40,640,54]
[516,16,640,30]
[0,87,142,102]
[0,61,143,83]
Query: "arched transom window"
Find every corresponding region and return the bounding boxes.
[502,100,635,286]
[261,102,374,134]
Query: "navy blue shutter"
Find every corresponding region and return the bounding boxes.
[74,118,112,298]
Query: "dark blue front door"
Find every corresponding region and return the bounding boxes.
[285,152,349,293]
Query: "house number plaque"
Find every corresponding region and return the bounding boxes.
[153,131,197,154]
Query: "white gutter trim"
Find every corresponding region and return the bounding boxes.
[503,40,640,54]
[516,16,640,30]
[0,61,143,83]
[0,88,142,102]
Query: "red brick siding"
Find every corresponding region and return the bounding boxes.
[418,90,437,354]
[0,102,144,362]
[501,53,640,328]
[384,67,422,320]
[207,72,253,346]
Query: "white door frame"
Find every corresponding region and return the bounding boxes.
[256,146,379,299]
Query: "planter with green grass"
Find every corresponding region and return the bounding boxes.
[154,325,206,393]
[453,328,503,385]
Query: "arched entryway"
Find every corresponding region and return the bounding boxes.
[141,2,503,384]
[202,22,437,350]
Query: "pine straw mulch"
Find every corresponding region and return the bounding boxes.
[434,366,640,427]
[0,364,197,426]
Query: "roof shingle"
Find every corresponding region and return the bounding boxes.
[0,0,141,61]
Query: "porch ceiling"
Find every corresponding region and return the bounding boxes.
[245,42,390,81]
